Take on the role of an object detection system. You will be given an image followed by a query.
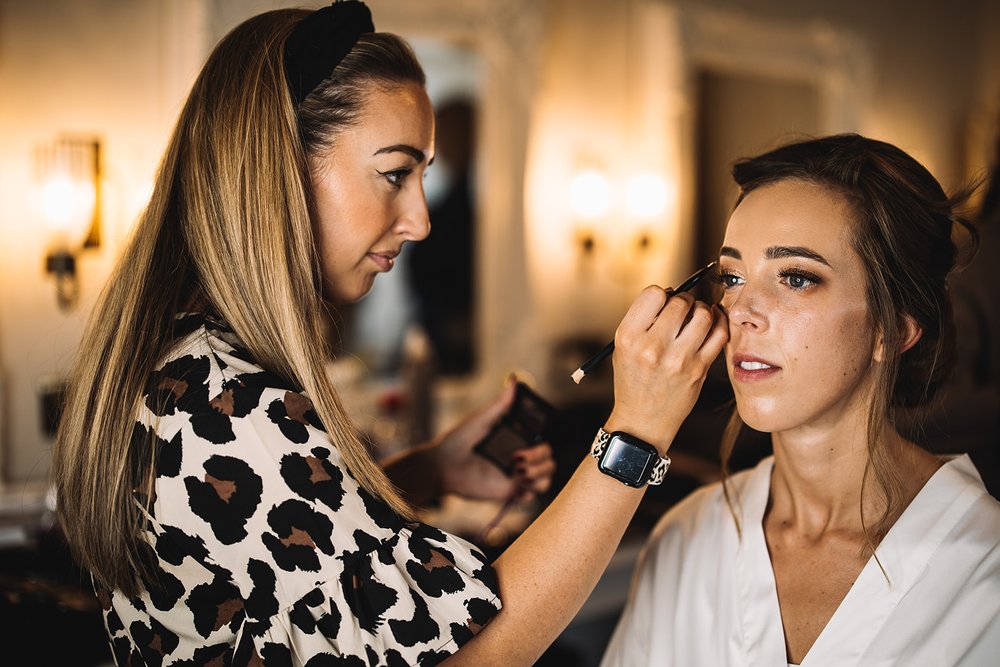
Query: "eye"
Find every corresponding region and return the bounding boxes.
[714,270,744,290]
[379,168,412,189]
[778,269,820,291]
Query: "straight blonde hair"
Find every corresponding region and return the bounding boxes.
[53,9,425,597]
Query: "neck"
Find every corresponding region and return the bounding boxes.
[768,416,874,536]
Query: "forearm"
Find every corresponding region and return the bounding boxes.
[380,442,442,508]
[443,454,646,665]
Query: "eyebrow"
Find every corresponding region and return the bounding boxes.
[719,245,831,267]
[374,144,434,165]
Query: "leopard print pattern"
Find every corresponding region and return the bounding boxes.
[98,314,501,665]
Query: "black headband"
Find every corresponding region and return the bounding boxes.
[284,1,375,107]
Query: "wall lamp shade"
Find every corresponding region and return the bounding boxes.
[37,137,101,310]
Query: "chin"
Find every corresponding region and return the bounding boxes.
[733,395,787,434]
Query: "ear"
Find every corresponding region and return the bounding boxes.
[873,315,923,363]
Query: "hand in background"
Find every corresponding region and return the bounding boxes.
[434,377,555,503]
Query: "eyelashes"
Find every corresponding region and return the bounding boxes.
[378,168,413,188]
[714,267,823,292]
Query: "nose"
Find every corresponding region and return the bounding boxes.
[394,184,431,242]
[725,285,768,333]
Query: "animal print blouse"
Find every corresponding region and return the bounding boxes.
[97,314,501,665]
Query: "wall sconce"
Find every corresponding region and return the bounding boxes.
[36,136,101,311]
[569,168,674,256]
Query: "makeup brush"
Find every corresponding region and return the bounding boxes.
[570,261,718,384]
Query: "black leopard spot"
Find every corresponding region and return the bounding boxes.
[170,642,231,666]
[389,588,440,647]
[417,648,452,666]
[130,423,183,478]
[366,645,380,665]
[449,597,498,648]
[289,596,318,635]
[280,451,346,512]
[129,617,180,667]
[146,355,211,417]
[450,620,473,647]
[135,540,186,611]
[155,525,210,568]
[190,409,236,444]
[217,375,268,418]
[110,635,137,667]
[185,455,263,545]
[259,641,294,666]
[405,537,465,598]
[262,499,335,572]
[304,654,362,667]
[266,392,323,443]
[244,559,279,637]
[339,555,398,633]
[159,430,183,477]
[105,605,125,634]
[315,606,341,640]
[466,597,499,626]
[470,552,500,597]
[187,575,244,638]
[356,485,404,532]
[385,649,410,667]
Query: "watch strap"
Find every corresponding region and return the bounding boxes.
[590,428,670,486]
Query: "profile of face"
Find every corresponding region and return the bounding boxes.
[719,179,879,435]
[310,81,435,304]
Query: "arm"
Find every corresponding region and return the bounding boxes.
[445,289,728,665]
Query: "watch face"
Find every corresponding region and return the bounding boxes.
[600,435,655,487]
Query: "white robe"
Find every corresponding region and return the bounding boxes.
[601,455,1000,666]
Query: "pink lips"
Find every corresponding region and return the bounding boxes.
[731,354,781,383]
[367,250,399,272]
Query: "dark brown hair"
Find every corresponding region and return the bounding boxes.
[720,133,979,547]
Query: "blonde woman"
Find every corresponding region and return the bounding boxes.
[52,2,727,664]
[602,135,1000,666]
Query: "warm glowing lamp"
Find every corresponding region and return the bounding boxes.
[569,169,612,219]
[37,137,101,310]
[625,172,669,218]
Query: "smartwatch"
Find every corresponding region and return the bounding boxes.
[590,428,670,487]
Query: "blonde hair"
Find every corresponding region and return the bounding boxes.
[53,9,425,596]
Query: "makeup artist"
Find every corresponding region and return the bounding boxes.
[603,134,1000,666]
[51,3,727,665]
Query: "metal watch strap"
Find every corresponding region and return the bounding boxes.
[590,427,670,486]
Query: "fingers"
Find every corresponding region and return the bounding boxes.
[696,305,729,365]
[512,443,555,495]
[616,285,669,340]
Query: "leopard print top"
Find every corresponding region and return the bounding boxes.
[97,314,501,665]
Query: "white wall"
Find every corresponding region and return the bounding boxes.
[0,0,206,482]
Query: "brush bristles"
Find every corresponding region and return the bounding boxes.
[571,368,585,384]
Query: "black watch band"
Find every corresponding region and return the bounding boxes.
[590,428,670,487]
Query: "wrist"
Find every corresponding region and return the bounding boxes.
[602,413,675,456]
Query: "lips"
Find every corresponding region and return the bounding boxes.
[367,250,399,272]
[731,354,781,382]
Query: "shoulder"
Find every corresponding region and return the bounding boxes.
[938,455,1000,546]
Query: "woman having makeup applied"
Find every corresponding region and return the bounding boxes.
[50,2,727,664]
[602,134,1000,666]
